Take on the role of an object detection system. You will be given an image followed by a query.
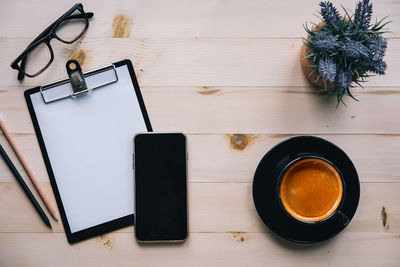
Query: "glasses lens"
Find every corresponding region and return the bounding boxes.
[55,9,88,42]
[24,42,52,76]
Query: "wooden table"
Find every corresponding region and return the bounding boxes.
[1,0,399,266]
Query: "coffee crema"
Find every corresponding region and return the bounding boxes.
[279,158,343,222]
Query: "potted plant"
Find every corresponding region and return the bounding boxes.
[300,0,390,106]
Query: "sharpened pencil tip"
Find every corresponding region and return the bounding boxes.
[45,217,52,229]
[50,212,59,222]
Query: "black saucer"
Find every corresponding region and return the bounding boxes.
[252,136,360,243]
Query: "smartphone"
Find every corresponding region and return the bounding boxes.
[134,133,188,242]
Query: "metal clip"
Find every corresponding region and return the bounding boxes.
[40,61,118,104]
[66,60,88,96]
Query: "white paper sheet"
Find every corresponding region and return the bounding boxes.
[30,65,148,233]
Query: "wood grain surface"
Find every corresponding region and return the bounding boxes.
[0,0,399,266]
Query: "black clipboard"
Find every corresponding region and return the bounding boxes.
[24,59,152,243]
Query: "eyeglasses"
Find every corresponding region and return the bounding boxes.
[10,3,94,81]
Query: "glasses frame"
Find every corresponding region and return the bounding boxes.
[10,3,94,80]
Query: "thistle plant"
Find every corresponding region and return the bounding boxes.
[303,0,390,105]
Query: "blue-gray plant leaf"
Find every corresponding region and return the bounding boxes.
[369,36,387,61]
[358,58,387,75]
[320,2,341,29]
[368,59,387,74]
[311,32,339,52]
[318,57,337,83]
[354,0,373,30]
[336,68,352,89]
[340,40,369,59]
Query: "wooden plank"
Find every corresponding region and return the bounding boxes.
[1,38,399,87]
[188,134,400,183]
[0,182,399,234]
[1,86,400,135]
[0,232,399,267]
[1,133,400,183]
[1,0,399,39]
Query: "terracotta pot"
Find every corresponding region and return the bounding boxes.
[300,25,335,89]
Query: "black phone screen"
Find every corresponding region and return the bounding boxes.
[134,133,187,241]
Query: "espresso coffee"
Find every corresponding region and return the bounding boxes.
[279,158,343,222]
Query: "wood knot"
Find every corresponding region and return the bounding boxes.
[381,206,390,230]
[96,234,114,250]
[229,231,249,242]
[197,86,221,95]
[227,134,259,151]
[112,14,132,38]
[69,48,88,70]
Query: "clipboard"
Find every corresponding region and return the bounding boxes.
[24,59,152,243]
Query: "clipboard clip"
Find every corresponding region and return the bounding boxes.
[39,60,119,104]
[66,60,88,96]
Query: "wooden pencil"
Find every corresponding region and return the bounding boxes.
[0,144,51,228]
[0,117,58,221]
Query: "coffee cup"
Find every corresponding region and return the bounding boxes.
[277,156,349,225]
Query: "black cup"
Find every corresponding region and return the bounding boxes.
[276,155,349,226]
